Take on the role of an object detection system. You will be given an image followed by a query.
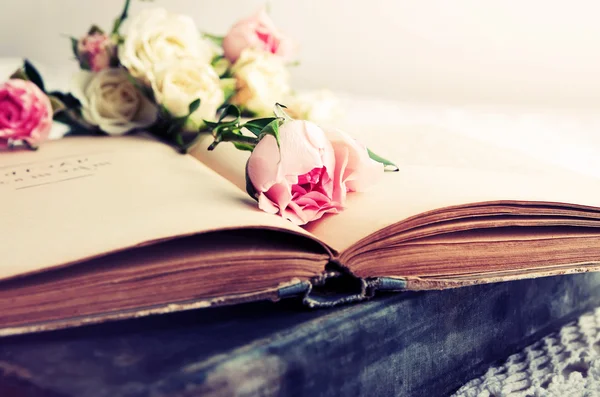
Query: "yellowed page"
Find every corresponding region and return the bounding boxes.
[304,124,600,251]
[189,123,600,252]
[0,134,313,280]
[189,133,249,192]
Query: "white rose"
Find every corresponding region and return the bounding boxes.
[72,69,158,135]
[230,48,291,116]
[119,8,214,85]
[152,59,224,128]
[285,90,344,126]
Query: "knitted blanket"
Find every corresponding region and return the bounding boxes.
[453,308,600,396]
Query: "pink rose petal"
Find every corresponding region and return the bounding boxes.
[247,120,343,225]
[223,8,296,63]
[0,79,52,149]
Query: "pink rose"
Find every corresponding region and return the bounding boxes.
[222,9,295,63]
[246,120,386,225]
[0,79,52,149]
[77,33,116,72]
[247,120,343,225]
[325,128,384,203]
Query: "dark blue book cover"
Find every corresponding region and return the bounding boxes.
[2,272,600,397]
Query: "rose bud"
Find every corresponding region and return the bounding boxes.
[77,32,116,72]
[222,8,296,63]
[246,120,343,225]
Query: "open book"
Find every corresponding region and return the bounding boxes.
[2,118,600,336]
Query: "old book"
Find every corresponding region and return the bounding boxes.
[2,118,600,336]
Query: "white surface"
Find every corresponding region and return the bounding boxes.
[3,0,600,177]
[3,0,600,106]
[2,55,600,179]
[338,95,600,181]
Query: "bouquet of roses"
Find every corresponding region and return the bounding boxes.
[44,0,339,151]
[0,0,396,226]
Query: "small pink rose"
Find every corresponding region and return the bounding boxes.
[77,33,116,72]
[222,9,296,63]
[0,79,52,150]
[325,128,384,203]
[247,120,343,225]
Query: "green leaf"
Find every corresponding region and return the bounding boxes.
[242,117,277,136]
[9,68,28,81]
[202,32,224,46]
[70,37,79,59]
[87,25,105,35]
[47,91,81,109]
[273,103,292,121]
[125,73,154,102]
[114,34,125,45]
[259,119,281,148]
[166,121,184,137]
[367,148,399,172]
[207,135,221,151]
[209,128,258,151]
[245,160,259,201]
[174,134,184,147]
[48,95,67,115]
[203,120,220,128]
[212,56,231,78]
[159,104,171,118]
[111,0,131,35]
[188,98,201,115]
[233,142,256,152]
[54,110,101,136]
[217,104,241,124]
[160,99,201,134]
[23,59,46,92]
[23,141,39,151]
[69,35,91,70]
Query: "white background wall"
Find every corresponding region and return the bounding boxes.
[2,0,600,107]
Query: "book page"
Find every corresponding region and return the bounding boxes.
[304,123,600,251]
[0,135,316,281]
[189,133,250,192]
[188,118,600,252]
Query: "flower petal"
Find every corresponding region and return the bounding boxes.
[70,70,95,109]
[325,127,384,193]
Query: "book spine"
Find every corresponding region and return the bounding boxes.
[277,263,407,308]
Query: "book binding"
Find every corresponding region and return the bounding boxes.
[278,263,407,308]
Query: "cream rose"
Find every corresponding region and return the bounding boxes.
[72,69,158,135]
[230,49,291,116]
[119,8,214,85]
[152,60,224,128]
[285,90,344,126]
